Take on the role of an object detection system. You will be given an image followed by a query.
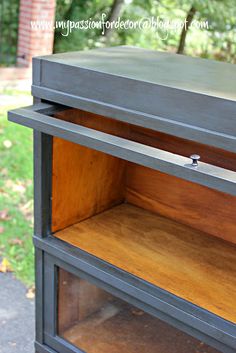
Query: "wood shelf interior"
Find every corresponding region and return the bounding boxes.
[55,203,236,324]
[52,108,236,245]
[52,108,236,325]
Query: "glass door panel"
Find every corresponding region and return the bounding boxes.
[57,268,218,353]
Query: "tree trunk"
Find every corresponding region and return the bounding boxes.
[53,0,76,52]
[103,0,125,41]
[177,5,196,54]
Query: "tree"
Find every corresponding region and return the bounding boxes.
[54,0,111,53]
[53,0,236,63]
[176,0,236,59]
[177,5,196,54]
[0,0,19,66]
[103,0,126,41]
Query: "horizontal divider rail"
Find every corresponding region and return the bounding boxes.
[8,103,236,196]
[34,235,236,353]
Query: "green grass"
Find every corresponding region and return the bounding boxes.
[0,90,34,286]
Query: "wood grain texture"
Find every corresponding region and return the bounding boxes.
[58,269,80,333]
[53,109,236,242]
[52,137,126,232]
[58,269,110,334]
[55,108,236,171]
[54,203,236,324]
[63,304,167,353]
[55,109,130,140]
[126,164,236,244]
[62,299,219,353]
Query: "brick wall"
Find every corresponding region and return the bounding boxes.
[17,0,56,67]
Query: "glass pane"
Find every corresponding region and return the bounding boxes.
[57,268,219,353]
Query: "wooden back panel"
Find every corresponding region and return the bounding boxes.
[58,269,111,335]
[55,108,236,171]
[52,109,236,244]
[126,164,236,244]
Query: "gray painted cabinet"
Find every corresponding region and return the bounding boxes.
[8,46,236,353]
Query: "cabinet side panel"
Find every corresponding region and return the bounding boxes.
[52,137,126,232]
[126,164,236,245]
[34,131,52,237]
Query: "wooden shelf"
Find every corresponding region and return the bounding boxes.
[54,203,236,324]
[62,300,218,353]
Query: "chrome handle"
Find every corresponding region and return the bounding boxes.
[190,154,200,167]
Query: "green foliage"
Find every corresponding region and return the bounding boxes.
[54,0,236,63]
[191,0,236,61]
[0,0,235,64]
[0,0,19,66]
[54,0,112,52]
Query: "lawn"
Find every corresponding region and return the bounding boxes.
[0,89,34,286]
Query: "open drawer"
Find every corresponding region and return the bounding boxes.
[9,102,236,352]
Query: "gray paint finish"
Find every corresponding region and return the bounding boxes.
[7,46,236,353]
[31,46,236,153]
[36,63,236,135]
[37,46,236,101]
[8,105,236,196]
[31,84,236,154]
[36,240,236,353]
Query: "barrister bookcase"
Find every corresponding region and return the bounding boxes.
[8,46,236,353]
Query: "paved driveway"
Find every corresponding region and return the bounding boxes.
[0,273,34,353]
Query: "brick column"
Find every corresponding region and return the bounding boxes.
[17,0,56,67]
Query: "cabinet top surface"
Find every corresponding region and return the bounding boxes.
[39,46,236,101]
[33,46,236,152]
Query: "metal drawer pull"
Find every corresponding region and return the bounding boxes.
[190,154,200,167]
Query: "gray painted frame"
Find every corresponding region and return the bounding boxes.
[41,249,236,353]
[8,51,236,353]
[34,131,52,238]
[8,103,236,353]
[32,83,236,155]
[31,49,236,154]
[8,104,236,196]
